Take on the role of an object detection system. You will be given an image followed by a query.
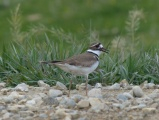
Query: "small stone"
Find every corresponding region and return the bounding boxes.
[8,91,25,100]
[56,81,67,90]
[150,103,158,108]
[0,82,6,88]
[89,98,105,112]
[2,96,14,103]
[69,110,80,119]
[38,80,50,89]
[148,93,159,99]
[144,83,155,89]
[77,83,92,91]
[123,92,133,99]
[26,99,36,106]
[49,89,63,98]
[77,100,89,108]
[88,88,102,98]
[39,113,48,118]
[95,83,102,89]
[2,112,11,119]
[120,79,129,88]
[117,94,128,102]
[55,109,66,119]
[1,88,10,95]
[15,83,29,92]
[71,94,84,103]
[132,86,144,97]
[7,105,19,113]
[42,97,59,106]
[19,111,34,117]
[142,108,156,114]
[112,103,124,109]
[66,98,76,108]
[109,83,120,90]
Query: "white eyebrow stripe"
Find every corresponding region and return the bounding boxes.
[99,44,103,48]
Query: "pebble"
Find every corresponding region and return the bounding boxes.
[76,83,92,91]
[144,83,155,89]
[89,98,105,112]
[55,108,66,119]
[26,99,36,106]
[132,86,144,97]
[39,113,48,118]
[8,91,25,100]
[37,80,50,89]
[49,89,63,97]
[109,83,120,90]
[0,82,6,88]
[2,112,11,119]
[19,111,34,117]
[42,96,59,106]
[77,100,89,108]
[142,108,156,114]
[88,88,102,98]
[56,81,67,90]
[117,94,128,102]
[123,92,134,99]
[95,83,102,89]
[15,83,29,92]
[71,94,84,103]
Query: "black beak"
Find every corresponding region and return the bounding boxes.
[100,48,109,53]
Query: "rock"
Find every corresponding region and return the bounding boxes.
[112,103,125,109]
[38,80,50,89]
[95,83,102,89]
[56,81,67,90]
[77,100,89,109]
[7,105,19,113]
[76,83,92,91]
[142,108,156,114]
[2,112,12,119]
[117,94,128,102]
[132,86,144,97]
[26,99,36,106]
[123,92,133,99]
[0,105,5,111]
[144,83,155,89]
[109,83,120,90]
[88,98,105,113]
[15,83,29,92]
[19,111,34,117]
[69,110,80,119]
[39,113,48,119]
[148,93,159,99]
[42,97,59,106]
[8,91,25,100]
[2,96,14,103]
[59,97,76,108]
[88,88,102,98]
[0,82,6,88]
[49,89,63,98]
[1,88,10,95]
[120,79,129,88]
[71,94,84,103]
[65,98,76,108]
[55,109,66,119]
[150,103,158,108]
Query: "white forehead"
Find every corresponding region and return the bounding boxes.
[99,44,103,48]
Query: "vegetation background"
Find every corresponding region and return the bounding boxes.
[0,0,159,87]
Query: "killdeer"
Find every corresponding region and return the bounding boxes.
[41,42,108,96]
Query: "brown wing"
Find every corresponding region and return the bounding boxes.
[59,52,98,67]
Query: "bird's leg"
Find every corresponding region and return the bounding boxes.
[85,75,88,96]
[68,79,72,97]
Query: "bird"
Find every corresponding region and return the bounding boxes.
[40,42,108,96]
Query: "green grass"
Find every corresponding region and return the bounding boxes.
[1,1,159,87]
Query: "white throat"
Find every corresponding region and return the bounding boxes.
[87,49,102,56]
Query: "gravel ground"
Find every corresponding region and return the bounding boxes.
[0,80,159,120]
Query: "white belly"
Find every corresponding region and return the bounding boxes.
[56,61,99,76]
